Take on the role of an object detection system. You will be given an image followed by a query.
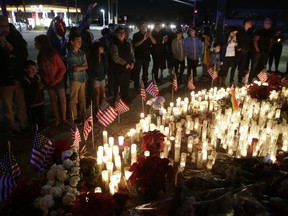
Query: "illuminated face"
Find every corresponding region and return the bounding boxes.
[71,36,82,49]
[139,23,147,33]
[26,65,38,78]
[116,30,126,41]
[264,20,272,30]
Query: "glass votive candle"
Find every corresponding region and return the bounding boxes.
[206,155,214,170]
[94,187,102,193]
[108,137,114,147]
[118,136,124,146]
[180,153,187,168]
[144,150,150,157]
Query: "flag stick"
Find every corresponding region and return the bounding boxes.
[211,79,214,88]
[141,98,145,114]
[8,141,12,166]
[117,86,121,123]
[141,79,145,114]
[91,100,95,149]
[171,82,174,102]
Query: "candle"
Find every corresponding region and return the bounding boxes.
[94,187,102,193]
[106,162,114,177]
[131,144,137,164]
[130,128,136,143]
[174,144,180,163]
[124,167,132,181]
[103,130,108,144]
[196,151,202,169]
[97,157,103,173]
[108,137,114,147]
[144,150,150,157]
[180,153,187,168]
[109,182,117,195]
[187,143,193,153]
[206,155,213,170]
[140,112,145,119]
[101,170,109,190]
[114,155,122,171]
[113,145,119,156]
[113,170,122,184]
[118,136,124,146]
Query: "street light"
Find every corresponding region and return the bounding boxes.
[100,9,105,27]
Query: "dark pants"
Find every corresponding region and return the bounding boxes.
[174,59,185,82]
[114,71,131,104]
[152,53,166,83]
[237,52,249,83]
[133,58,150,88]
[107,61,114,95]
[249,52,269,82]
[219,57,237,82]
[187,58,198,79]
[29,104,44,127]
[269,47,282,71]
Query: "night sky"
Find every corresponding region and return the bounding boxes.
[19,0,288,24]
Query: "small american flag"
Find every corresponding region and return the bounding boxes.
[146,81,159,97]
[31,131,55,170]
[173,74,178,92]
[96,100,117,128]
[83,105,93,141]
[0,151,21,202]
[188,78,196,90]
[114,98,129,115]
[140,82,147,101]
[71,120,81,148]
[257,71,268,82]
[208,67,218,80]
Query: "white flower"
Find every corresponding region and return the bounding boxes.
[62,192,76,206]
[49,186,63,198]
[57,169,68,182]
[47,164,57,180]
[66,186,80,196]
[70,166,80,176]
[34,194,55,216]
[63,159,74,169]
[47,180,55,186]
[41,184,52,195]
[69,176,80,187]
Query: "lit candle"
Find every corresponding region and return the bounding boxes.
[131,144,137,164]
[144,150,150,157]
[130,128,136,143]
[118,136,124,146]
[174,144,180,163]
[124,167,132,181]
[113,145,119,156]
[101,170,109,190]
[114,155,122,171]
[140,112,145,119]
[94,187,102,193]
[97,157,103,173]
[180,153,187,168]
[103,130,108,144]
[108,137,114,147]
[106,162,114,177]
[206,155,213,170]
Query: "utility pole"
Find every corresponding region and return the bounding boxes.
[214,0,226,44]
[115,0,118,25]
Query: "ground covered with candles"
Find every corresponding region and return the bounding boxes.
[2,76,288,215]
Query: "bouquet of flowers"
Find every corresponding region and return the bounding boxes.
[69,192,129,216]
[33,147,81,216]
[141,130,166,156]
[248,83,271,100]
[129,156,173,202]
[146,96,166,116]
[267,73,282,91]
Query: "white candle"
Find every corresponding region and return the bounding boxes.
[140,112,145,119]
[103,130,108,144]
[130,128,136,143]
[108,137,114,147]
[144,150,150,157]
[102,170,109,190]
[124,167,132,181]
[118,136,124,146]
[174,144,180,163]
[94,187,102,193]
[180,153,187,168]
[114,155,122,171]
[106,161,114,177]
[131,144,137,164]
[113,145,119,156]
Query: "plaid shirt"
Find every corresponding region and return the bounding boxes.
[67,49,88,83]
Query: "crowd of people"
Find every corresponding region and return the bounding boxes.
[0,13,287,136]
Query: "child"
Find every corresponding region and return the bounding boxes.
[89,41,107,111]
[67,31,88,123]
[210,44,221,85]
[22,60,45,130]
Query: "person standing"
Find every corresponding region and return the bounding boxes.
[236,17,253,85]
[151,23,167,83]
[67,32,88,123]
[35,34,68,126]
[249,18,273,82]
[110,27,135,104]
[268,29,285,72]
[22,60,45,130]
[132,21,156,90]
[184,26,203,82]
[0,15,29,135]
[218,27,238,87]
[171,29,185,84]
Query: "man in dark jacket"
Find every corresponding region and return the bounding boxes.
[0,15,29,134]
[110,26,135,104]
